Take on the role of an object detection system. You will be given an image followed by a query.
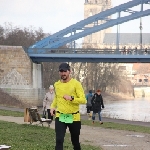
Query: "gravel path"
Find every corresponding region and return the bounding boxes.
[0,115,150,150]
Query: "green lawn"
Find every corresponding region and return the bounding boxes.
[0,109,149,134]
[0,109,24,117]
[0,109,150,150]
[0,109,101,150]
[81,120,150,134]
[0,120,100,150]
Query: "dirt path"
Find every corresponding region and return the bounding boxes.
[0,116,150,150]
[80,125,150,150]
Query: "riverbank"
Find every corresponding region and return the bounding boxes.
[0,106,149,127]
[103,92,134,101]
[0,88,134,109]
[0,110,150,150]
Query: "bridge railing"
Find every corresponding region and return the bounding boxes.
[26,48,150,55]
[133,82,150,86]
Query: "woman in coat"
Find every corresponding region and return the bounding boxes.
[43,85,55,120]
[91,89,104,124]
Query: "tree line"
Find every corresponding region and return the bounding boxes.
[0,22,133,94]
[0,22,47,48]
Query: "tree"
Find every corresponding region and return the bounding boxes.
[0,25,4,45]
[42,62,60,89]
[69,62,121,93]
[0,22,46,47]
[0,22,131,95]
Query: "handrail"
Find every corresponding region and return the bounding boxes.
[27,48,150,55]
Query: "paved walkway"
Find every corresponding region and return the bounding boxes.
[0,115,150,150]
[0,106,150,127]
[0,106,150,150]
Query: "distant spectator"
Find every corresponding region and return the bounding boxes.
[145,48,148,54]
[135,47,138,54]
[128,47,132,54]
[123,46,126,54]
[127,48,130,54]
[131,49,134,55]
[43,85,55,120]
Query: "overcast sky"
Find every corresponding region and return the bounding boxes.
[0,0,150,35]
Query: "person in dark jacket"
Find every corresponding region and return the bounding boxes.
[86,90,93,120]
[91,89,104,124]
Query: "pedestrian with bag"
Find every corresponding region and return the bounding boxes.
[43,85,55,120]
[91,89,104,124]
[50,62,86,150]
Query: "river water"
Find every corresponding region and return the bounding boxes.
[102,98,150,122]
[80,98,150,122]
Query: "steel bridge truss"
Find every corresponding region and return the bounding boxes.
[28,0,150,53]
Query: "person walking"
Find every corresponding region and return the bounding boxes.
[86,90,93,120]
[50,62,86,150]
[43,85,55,120]
[91,89,104,124]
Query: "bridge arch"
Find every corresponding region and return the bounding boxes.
[28,0,150,49]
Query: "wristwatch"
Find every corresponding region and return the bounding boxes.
[71,96,74,101]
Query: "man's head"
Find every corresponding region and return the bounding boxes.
[59,62,71,81]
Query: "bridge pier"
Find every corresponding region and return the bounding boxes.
[0,46,45,107]
[33,63,42,89]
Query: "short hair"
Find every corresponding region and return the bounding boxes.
[96,89,101,92]
[89,90,92,93]
[49,85,54,89]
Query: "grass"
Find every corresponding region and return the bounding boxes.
[0,109,150,134]
[81,119,150,134]
[0,109,149,134]
[0,109,101,150]
[0,120,100,150]
[0,109,24,117]
[0,109,150,150]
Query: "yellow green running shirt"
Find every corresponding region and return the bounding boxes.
[50,78,86,121]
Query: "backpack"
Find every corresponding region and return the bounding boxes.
[92,94,97,106]
[92,94,101,107]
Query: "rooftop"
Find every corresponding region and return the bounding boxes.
[103,33,150,45]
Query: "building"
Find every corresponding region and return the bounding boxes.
[118,63,134,80]
[83,0,150,51]
[103,33,150,50]
[83,0,111,46]
[83,0,150,88]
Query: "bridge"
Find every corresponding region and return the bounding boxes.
[1,0,150,107]
[25,48,150,63]
[25,0,150,63]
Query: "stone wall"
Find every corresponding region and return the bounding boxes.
[1,88,45,107]
[0,46,32,87]
[0,45,45,106]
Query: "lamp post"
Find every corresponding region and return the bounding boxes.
[139,17,143,50]
[139,2,143,51]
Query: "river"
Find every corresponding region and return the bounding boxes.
[102,98,150,122]
[80,98,150,122]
